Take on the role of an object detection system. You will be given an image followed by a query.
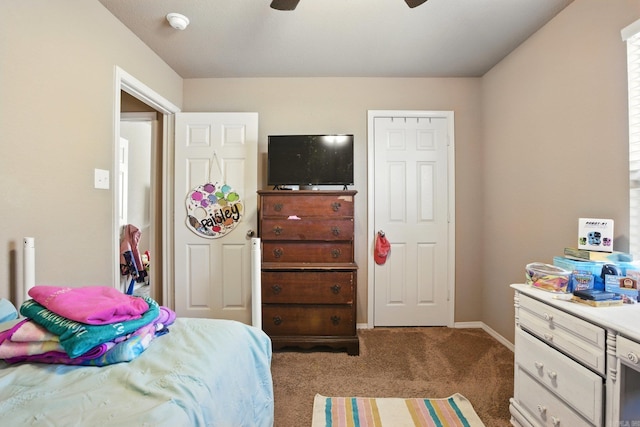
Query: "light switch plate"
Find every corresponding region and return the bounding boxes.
[94,168,110,189]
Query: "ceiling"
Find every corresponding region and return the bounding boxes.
[98,0,574,79]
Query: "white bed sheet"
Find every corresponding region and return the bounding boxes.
[0,318,274,427]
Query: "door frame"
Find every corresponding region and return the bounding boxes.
[366,110,456,328]
[113,66,180,307]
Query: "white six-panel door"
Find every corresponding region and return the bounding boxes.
[372,113,453,326]
[173,113,258,323]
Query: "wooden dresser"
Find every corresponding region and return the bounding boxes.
[258,190,359,355]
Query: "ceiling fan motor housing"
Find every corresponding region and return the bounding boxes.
[270,0,427,11]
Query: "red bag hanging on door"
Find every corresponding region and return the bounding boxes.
[374,231,391,265]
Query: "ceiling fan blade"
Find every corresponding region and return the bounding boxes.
[404,0,428,8]
[271,0,300,10]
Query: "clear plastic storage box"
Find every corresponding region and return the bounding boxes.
[525,262,572,293]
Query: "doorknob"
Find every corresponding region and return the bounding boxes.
[246,229,255,237]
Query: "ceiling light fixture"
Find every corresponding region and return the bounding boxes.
[166,13,190,30]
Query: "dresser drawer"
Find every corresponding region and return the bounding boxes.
[617,334,640,368]
[515,328,603,424]
[518,294,606,375]
[262,271,355,304]
[261,193,355,217]
[261,218,354,241]
[262,241,354,263]
[515,364,599,427]
[262,305,355,336]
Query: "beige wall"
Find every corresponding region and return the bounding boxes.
[0,1,182,302]
[482,0,640,342]
[183,78,484,324]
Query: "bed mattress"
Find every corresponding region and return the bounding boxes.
[0,317,274,426]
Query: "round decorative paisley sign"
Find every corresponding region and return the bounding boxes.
[185,182,243,239]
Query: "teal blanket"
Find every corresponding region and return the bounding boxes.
[20,296,159,358]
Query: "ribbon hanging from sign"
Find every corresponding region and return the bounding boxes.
[185,152,243,239]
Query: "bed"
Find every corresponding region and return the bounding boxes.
[0,317,274,427]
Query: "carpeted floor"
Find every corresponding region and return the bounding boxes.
[271,327,514,426]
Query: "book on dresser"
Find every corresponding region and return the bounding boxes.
[570,295,624,307]
[257,190,359,355]
[563,247,633,262]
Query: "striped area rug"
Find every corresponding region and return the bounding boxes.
[311,393,485,427]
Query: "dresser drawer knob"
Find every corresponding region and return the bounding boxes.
[331,226,341,236]
[331,202,341,212]
[331,284,342,294]
[273,203,283,212]
[273,248,283,259]
[534,361,544,370]
[543,313,554,322]
[272,316,282,326]
[551,416,560,426]
[537,405,547,416]
[543,333,554,341]
[272,226,283,236]
[271,284,282,294]
[331,315,341,325]
[628,352,639,364]
[547,371,557,381]
[331,248,342,258]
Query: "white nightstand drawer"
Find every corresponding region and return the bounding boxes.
[617,334,640,368]
[515,328,603,424]
[519,294,606,374]
[515,366,599,427]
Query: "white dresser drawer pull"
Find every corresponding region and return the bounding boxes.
[627,351,639,364]
[537,405,547,416]
[543,333,554,341]
[543,313,554,322]
[547,371,558,380]
[534,361,544,370]
[552,416,560,426]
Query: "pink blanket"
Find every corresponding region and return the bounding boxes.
[0,319,109,360]
[28,285,149,325]
[0,338,64,358]
[6,318,57,342]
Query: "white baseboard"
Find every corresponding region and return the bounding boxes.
[454,321,514,352]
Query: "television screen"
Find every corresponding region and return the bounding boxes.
[267,135,354,186]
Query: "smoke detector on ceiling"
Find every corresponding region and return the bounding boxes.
[166,13,190,30]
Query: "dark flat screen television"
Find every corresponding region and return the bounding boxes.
[267,134,354,187]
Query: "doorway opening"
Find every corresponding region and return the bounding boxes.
[113,67,180,307]
[119,106,156,298]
